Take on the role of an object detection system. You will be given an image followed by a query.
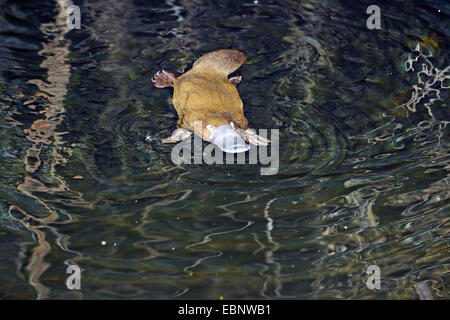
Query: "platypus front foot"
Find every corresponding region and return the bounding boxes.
[152,70,175,88]
[161,128,192,143]
[229,76,242,85]
[243,128,270,146]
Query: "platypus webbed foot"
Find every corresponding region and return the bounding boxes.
[152,70,175,88]
[229,76,242,85]
[161,128,192,143]
[243,128,270,146]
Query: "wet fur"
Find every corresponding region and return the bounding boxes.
[171,49,249,140]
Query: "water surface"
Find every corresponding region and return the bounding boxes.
[0,0,449,299]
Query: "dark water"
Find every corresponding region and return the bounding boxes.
[0,0,449,299]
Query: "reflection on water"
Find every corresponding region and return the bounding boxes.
[398,44,449,117]
[17,0,74,300]
[0,0,448,299]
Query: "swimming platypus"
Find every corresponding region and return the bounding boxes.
[152,49,269,153]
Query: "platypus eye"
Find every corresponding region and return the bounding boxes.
[206,125,217,135]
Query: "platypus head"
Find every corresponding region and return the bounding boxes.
[205,122,250,153]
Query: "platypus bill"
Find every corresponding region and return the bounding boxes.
[152,49,270,153]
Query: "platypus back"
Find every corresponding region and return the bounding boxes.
[192,49,247,76]
[152,48,270,150]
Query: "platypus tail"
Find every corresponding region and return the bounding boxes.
[192,49,247,76]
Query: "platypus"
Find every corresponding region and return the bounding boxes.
[152,49,269,153]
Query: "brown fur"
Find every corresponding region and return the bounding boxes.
[171,49,249,141]
[192,49,247,76]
